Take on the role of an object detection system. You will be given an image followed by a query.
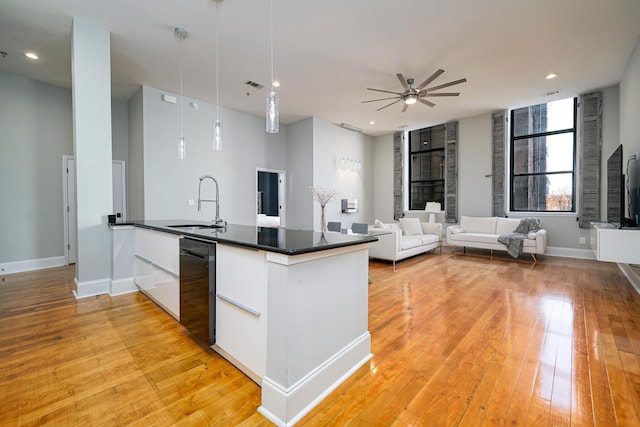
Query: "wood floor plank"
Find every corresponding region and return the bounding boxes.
[1,253,640,426]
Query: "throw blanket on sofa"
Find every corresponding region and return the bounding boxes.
[497,217,541,258]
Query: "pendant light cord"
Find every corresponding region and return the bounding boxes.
[215,2,220,120]
[270,0,274,91]
[180,58,184,135]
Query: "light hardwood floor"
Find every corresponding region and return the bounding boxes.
[1,250,639,426]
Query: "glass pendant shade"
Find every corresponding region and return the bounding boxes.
[213,120,223,151]
[178,135,186,160]
[266,91,279,133]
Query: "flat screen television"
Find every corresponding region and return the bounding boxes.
[607,144,626,228]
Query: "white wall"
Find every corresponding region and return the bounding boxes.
[132,93,378,232]
[71,19,114,290]
[311,118,375,230]
[0,71,128,271]
[128,88,144,220]
[112,100,128,162]
[137,85,288,225]
[286,118,314,229]
[373,134,394,222]
[619,34,640,224]
[458,114,493,217]
[620,35,640,159]
[0,72,72,265]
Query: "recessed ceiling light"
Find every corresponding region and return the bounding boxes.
[273,81,280,88]
[24,52,39,60]
[369,121,375,125]
[545,73,558,80]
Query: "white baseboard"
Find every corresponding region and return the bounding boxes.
[545,246,595,260]
[73,276,110,299]
[618,264,640,295]
[110,277,137,296]
[259,332,372,427]
[0,256,66,275]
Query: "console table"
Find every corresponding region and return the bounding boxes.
[590,222,640,264]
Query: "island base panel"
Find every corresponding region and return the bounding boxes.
[259,333,372,427]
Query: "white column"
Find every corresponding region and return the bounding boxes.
[71,19,113,298]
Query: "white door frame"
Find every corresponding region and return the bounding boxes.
[256,168,286,227]
[111,160,127,221]
[62,155,75,264]
[63,156,127,264]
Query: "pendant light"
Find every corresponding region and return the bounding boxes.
[175,27,189,159]
[266,0,279,133]
[213,0,223,151]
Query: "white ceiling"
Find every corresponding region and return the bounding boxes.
[1,0,639,136]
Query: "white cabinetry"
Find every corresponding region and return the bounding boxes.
[590,222,640,264]
[134,227,180,319]
[213,244,266,384]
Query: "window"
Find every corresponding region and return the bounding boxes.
[408,124,445,210]
[510,97,576,212]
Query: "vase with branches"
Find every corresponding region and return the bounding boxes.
[310,186,338,232]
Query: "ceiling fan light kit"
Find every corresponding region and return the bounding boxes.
[363,69,467,112]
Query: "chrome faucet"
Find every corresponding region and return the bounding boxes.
[198,175,225,225]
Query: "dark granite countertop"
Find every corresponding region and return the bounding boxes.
[113,220,378,256]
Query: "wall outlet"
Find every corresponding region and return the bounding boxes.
[188,199,195,206]
[579,237,586,244]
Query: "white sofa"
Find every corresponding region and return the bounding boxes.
[369,218,442,269]
[446,216,547,263]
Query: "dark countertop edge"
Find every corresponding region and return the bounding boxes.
[112,221,378,256]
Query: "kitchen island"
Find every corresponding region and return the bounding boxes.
[113,220,376,426]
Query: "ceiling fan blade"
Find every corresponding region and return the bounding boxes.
[418,98,436,107]
[401,103,408,113]
[426,78,467,92]
[377,99,402,111]
[396,74,410,91]
[425,92,461,97]
[361,96,401,104]
[416,69,444,90]
[367,87,403,95]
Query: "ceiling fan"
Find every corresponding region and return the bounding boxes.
[362,69,467,112]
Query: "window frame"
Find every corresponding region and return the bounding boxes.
[509,97,578,213]
[408,125,446,210]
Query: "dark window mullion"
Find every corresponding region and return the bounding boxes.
[512,127,574,141]
[513,170,573,179]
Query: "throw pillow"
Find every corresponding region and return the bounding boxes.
[399,218,423,236]
[374,219,387,229]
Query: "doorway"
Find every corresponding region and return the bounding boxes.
[63,156,127,264]
[256,169,285,227]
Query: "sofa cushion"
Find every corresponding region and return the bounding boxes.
[400,236,424,250]
[451,232,500,244]
[399,218,423,235]
[495,217,521,235]
[413,234,439,245]
[459,216,497,234]
[450,232,537,249]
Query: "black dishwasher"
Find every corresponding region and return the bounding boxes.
[179,238,216,345]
